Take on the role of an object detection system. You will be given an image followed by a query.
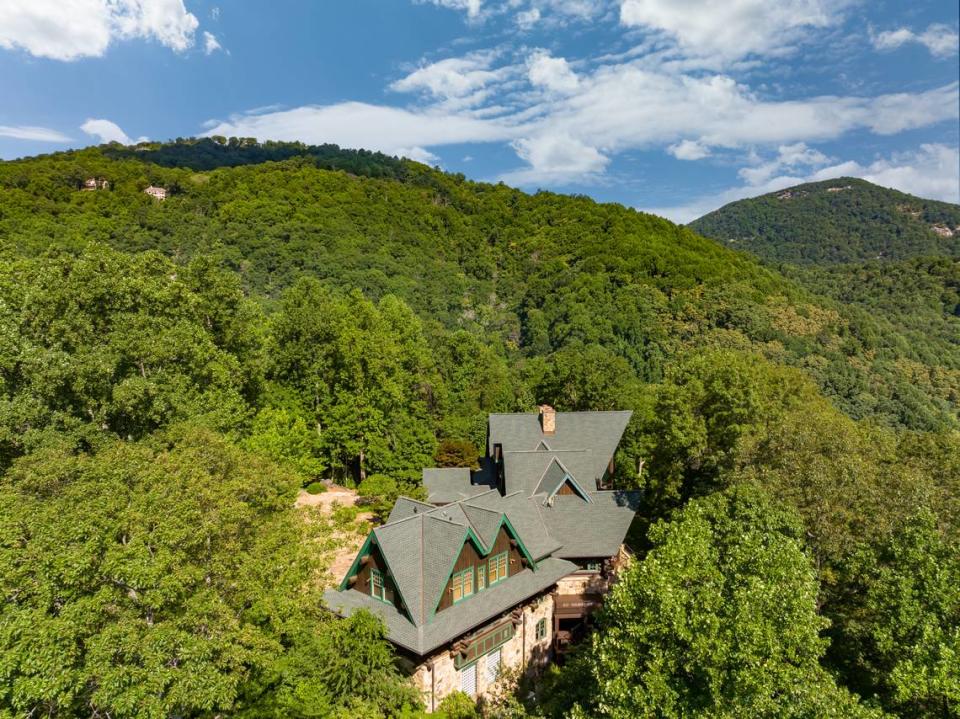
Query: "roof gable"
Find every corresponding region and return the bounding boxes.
[489,410,632,480]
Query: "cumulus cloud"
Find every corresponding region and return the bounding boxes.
[203,31,222,55]
[738,142,831,185]
[0,124,71,142]
[619,0,843,64]
[502,132,608,184]
[0,0,201,61]
[668,139,710,160]
[81,118,137,145]
[645,143,960,223]
[391,52,506,103]
[871,24,959,59]
[528,51,580,92]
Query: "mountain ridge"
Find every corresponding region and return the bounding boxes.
[689,177,960,264]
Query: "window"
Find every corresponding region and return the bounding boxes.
[488,551,508,585]
[460,662,476,696]
[535,618,547,640]
[451,567,474,603]
[485,648,501,683]
[586,561,602,572]
[477,563,486,591]
[370,568,389,602]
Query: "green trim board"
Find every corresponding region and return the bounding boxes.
[338,531,409,615]
[453,621,515,669]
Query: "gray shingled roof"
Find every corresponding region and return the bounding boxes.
[537,490,641,558]
[423,467,494,504]
[324,557,577,655]
[464,490,561,560]
[387,497,434,523]
[489,410,632,482]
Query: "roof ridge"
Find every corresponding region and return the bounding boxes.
[459,502,500,515]
[503,448,591,454]
[418,500,425,625]
[376,512,427,530]
[422,511,466,528]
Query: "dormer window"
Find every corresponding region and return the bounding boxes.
[451,568,475,603]
[488,551,508,585]
[370,568,389,603]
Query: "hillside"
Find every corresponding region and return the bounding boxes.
[689,177,960,264]
[0,141,956,433]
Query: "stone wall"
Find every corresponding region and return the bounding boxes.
[411,594,554,712]
[555,572,609,596]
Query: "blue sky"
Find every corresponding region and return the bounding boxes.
[0,0,957,221]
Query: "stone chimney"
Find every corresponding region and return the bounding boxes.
[539,404,556,435]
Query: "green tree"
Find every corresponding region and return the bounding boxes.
[569,486,880,719]
[846,512,960,718]
[0,426,358,718]
[267,280,437,483]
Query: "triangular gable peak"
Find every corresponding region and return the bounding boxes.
[338,529,413,621]
[428,512,538,619]
[536,440,551,451]
[535,457,592,503]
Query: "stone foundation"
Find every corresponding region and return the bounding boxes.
[411,594,554,711]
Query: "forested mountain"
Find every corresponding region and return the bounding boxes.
[1,140,957,719]
[689,177,960,264]
[2,143,956,432]
[690,178,960,437]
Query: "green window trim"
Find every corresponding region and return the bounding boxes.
[535,618,547,640]
[453,622,515,669]
[477,562,486,591]
[586,561,603,572]
[370,568,391,603]
[488,551,508,586]
[451,567,475,604]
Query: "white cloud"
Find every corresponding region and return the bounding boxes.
[394,146,441,164]
[203,31,221,55]
[646,143,960,223]
[204,102,514,156]
[81,118,136,144]
[0,124,71,142]
[668,139,710,160]
[0,0,201,61]
[391,53,505,102]
[516,8,541,29]
[738,142,831,184]
[419,0,483,19]
[871,24,959,59]
[528,51,580,93]
[619,0,843,64]
[502,132,608,184]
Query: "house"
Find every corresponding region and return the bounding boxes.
[323,405,640,710]
[81,177,109,191]
[143,185,167,200]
